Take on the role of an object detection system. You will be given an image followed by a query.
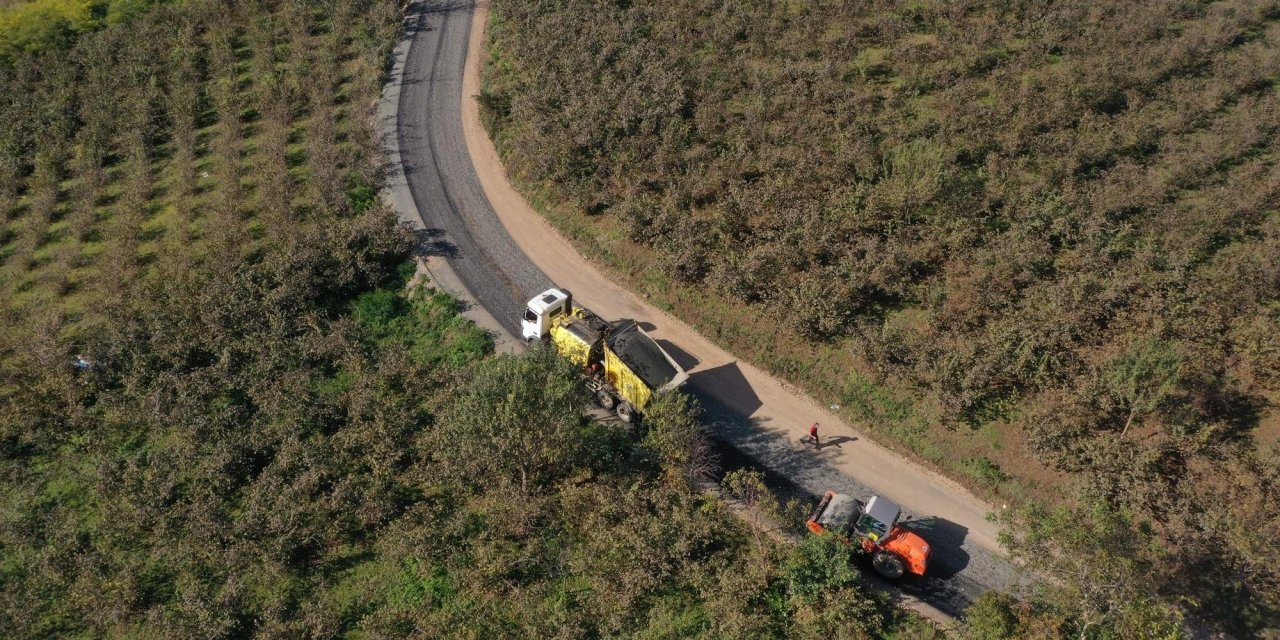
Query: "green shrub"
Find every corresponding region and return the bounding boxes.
[968,457,1008,486]
[353,288,407,334]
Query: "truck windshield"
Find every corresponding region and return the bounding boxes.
[523,308,537,323]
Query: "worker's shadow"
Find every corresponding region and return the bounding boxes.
[816,435,856,450]
[901,516,970,578]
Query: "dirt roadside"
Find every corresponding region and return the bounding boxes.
[456,3,1006,556]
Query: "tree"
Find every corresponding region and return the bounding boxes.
[782,535,888,640]
[433,346,597,494]
[1100,340,1182,438]
[24,149,60,251]
[208,22,244,223]
[722,468,783,557]
[165,24,202,213]
[962,592,1027,640]
[1000,500,1185,639]
[641,390,712,482]
[962,591,1069,640]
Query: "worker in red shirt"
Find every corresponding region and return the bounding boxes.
[809,422,820,449]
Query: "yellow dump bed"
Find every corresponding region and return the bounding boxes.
[603,344,654,410]
[603,320,687,410]
[548,311,687,412]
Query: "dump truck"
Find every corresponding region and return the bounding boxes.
[806,491,930,579]
[521,288,688,422]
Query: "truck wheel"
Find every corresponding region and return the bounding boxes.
[616,402,636,423]
[596,389,616,410]
[872,551,905,579]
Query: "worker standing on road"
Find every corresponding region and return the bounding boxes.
[809,422,820,449]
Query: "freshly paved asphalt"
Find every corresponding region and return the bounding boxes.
[395,0,551,334]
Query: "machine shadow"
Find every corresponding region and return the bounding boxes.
[902,516,971,578]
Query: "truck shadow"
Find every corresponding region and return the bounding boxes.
[689,362,762,416]
[655,338,700,371]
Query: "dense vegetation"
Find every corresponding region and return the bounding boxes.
[1,272,921,638]
[0,0,932,637]
[0,0,397,333]
[0,0,159,63]
[480,0,1280,636]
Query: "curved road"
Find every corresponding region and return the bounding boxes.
[382,0,1027,619]
[392,1,550,331]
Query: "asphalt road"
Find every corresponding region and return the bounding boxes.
[389,0,1028,619]
[395,0,551,332]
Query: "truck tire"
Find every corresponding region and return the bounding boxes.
[596,389,616,410]
[872,551,905,579]
[616,402,636,423]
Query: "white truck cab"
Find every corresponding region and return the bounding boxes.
[521,288,572,342]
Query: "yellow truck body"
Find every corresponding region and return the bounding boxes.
[550,312,594,368]
[527,289,686,420]
[603,343,653,411]
[548,309,664,412]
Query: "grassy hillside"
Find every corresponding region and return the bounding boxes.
[0,0,936,637]
[480,0,1280,635]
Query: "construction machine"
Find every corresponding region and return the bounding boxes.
[521,288,688,422]
[806,491,931,579]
